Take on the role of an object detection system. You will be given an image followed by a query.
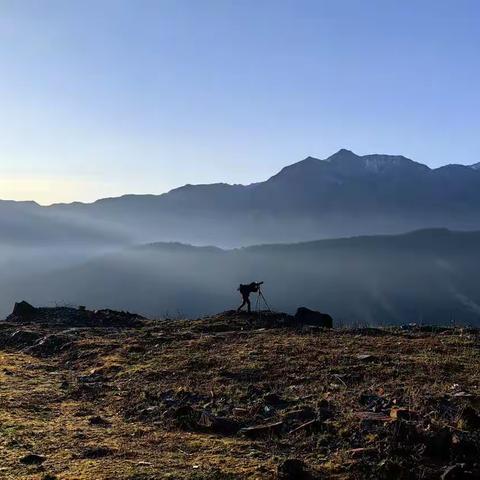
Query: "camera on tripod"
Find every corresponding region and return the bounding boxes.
[254,281,271,313]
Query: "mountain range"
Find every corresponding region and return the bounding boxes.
[3,148,480,248]
[2,149,480,323]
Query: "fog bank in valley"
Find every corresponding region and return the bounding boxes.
[2,229,480,326]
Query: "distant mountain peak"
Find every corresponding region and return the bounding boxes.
[327,148,358,160]
[302,155,321,162]
[324,149,429,174]
[470,162,480,171]
[267,148,431,184]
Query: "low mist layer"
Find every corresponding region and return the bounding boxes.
[2,229,480,326]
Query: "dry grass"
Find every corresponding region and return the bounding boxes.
[1,313,479,479]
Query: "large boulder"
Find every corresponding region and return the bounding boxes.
[25,333,73,357]
[11,301,37,317]
[5,302,145,328]
[294,307,333,328]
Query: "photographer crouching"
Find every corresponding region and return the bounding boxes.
[237,281,264,313]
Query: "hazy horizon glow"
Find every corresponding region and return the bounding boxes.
[1,0,479,204]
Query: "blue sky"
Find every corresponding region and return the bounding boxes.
[0,0,479,204]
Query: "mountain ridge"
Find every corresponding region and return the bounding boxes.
[8,228,480,324]
[2,149,480,247]
[3,148,478,208]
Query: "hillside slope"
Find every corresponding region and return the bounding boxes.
[1,311,479,479]
[7,229,480,325]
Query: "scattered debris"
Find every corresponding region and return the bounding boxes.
[240,421,284,439]
[288,419,321,435]
[1,307,480,479]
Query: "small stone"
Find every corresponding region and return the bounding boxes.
[263,392,287,407]
[197,411,241,435]
[88,416,111,427]
[423,428,452,458]
[277,458,308,480]
[81,447,113,459]
[457,407,480,431]
[356,354,376,361]
[20,453,46,465]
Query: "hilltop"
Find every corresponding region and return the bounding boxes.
[1,307,480,479]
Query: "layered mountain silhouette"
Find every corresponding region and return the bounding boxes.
[6,228,480,325]
[2,149,480,247]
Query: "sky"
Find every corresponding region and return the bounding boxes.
[0,0,479,204]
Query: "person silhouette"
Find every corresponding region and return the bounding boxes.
[237,281,263,313]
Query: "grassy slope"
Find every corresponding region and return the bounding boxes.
[0,314,479,479]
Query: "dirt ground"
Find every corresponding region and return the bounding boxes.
[1,311,480,479]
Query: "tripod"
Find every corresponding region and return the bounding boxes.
[255,287,272,314]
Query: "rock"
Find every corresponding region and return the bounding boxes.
[240,421,284,439]
[294,307,333,328]
[12,301,36,317]
[3,330,41,349]
[389,418,419,445]
[390,407,418,421]
[277,459,308,480]
[6,303,145,328]
[375,459,410,479]
[169,405,201,430]
[423,428,452,458]
[355,354,376,362]
[400,323,418,331]
[88,416,111,427]
[197,411,241,435]
[263,392,288,408]
[42,475,58,480]
[20,453,46,465]
[81,446,114,459]
[282,407,316,423]
[26,333,72,357]
[451,392,474,398]
[451,433,479,461]
[359,393,391,412]
[457,407,480,431]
